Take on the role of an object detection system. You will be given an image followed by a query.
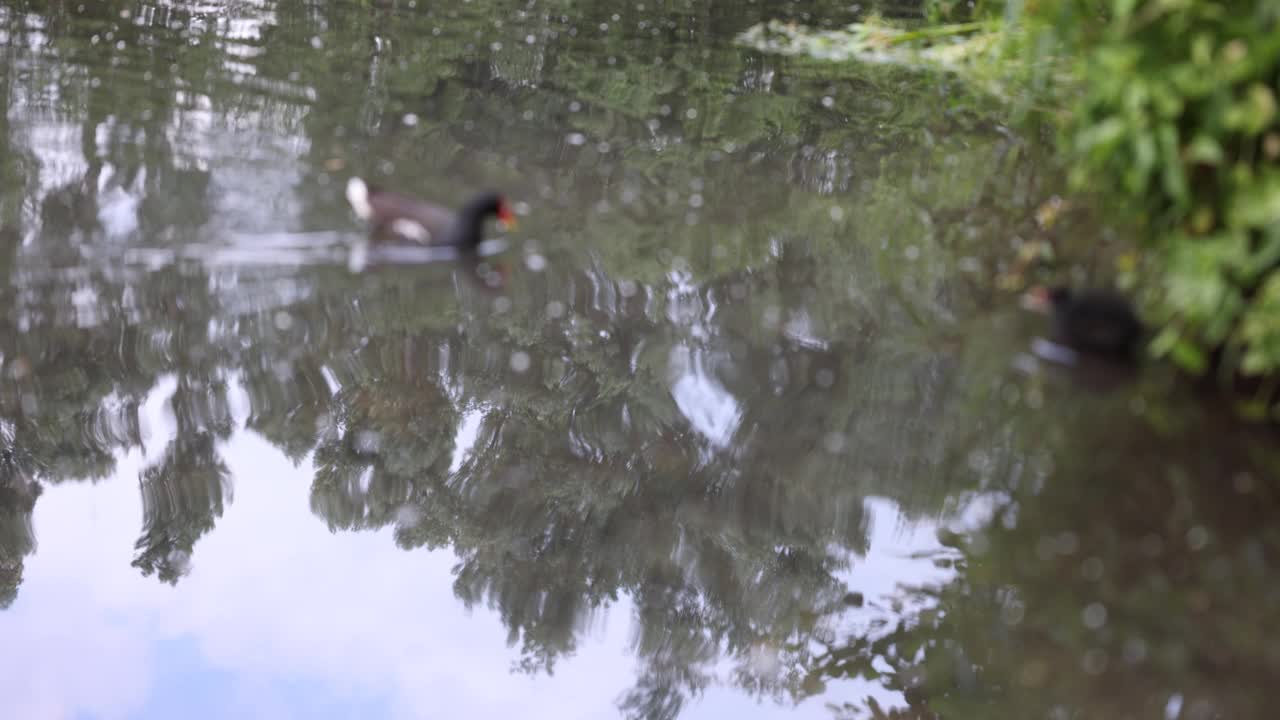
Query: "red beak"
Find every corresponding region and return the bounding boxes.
[498,201,517,231]
[1021,286,1052,314]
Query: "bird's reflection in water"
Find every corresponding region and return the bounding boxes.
[347,234,514,293]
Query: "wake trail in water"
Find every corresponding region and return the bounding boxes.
[62,231,511,274]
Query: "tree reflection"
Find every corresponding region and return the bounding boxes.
[0,461,40,608]
[793,398,1280,720]
[1,0,1277,719]
[133,376,233,583]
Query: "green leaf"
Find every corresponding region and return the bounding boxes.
[1230,172,1280,228]
[1157,123,1187,203]
[1148,325,1184,357]
[1170,338,1209,374]
[1075,117,1126,157]
[1125,131,1157,193]
[1240,225,1280,282]
[1184,135,1223,165]
[1223,84,1278,134]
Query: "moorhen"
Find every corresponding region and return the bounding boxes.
[345,177,516,249]
[1023,285,1144,359]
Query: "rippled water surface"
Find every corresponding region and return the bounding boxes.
[2,1,1278,718]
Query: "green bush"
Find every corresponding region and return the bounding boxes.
[1056,1,1280,380]
[749,1,1280,393]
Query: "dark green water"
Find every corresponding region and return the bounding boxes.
[1,1,1277,718]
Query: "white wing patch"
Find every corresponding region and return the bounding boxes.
[389,218,431,242]
[346,177,372,220]
[1031,337,1080,366]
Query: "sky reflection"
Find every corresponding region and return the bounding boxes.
[3,420,951,719]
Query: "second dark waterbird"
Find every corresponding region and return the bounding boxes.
[1023,285,1144,359]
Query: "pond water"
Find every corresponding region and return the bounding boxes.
[1,1,1278,719]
